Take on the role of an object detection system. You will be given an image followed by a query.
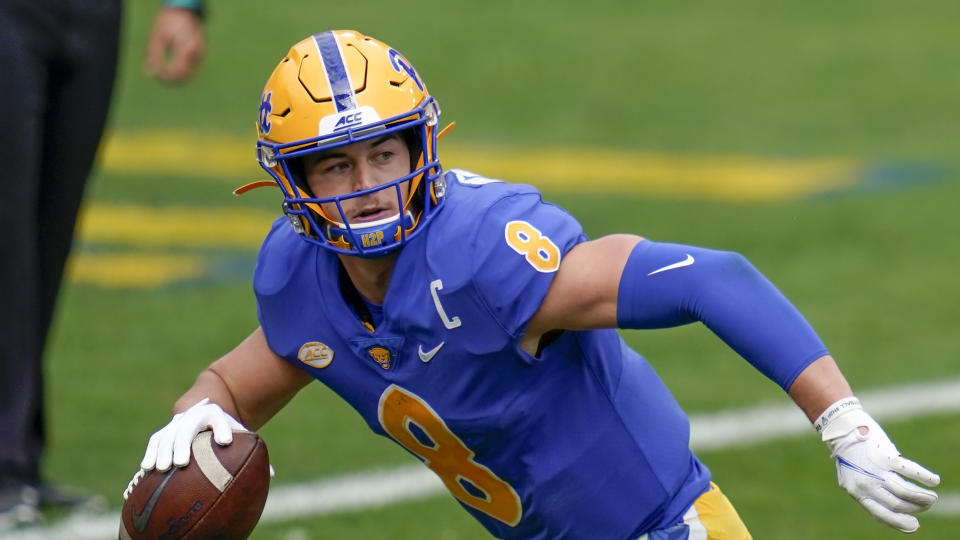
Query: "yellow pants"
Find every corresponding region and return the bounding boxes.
[637,482,752,540]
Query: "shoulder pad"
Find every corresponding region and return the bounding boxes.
[254,216,313,297]
[426,171,586,335]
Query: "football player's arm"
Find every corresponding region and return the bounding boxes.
[526,235,939,533]
[140,327,312,472]
[520,233,636,352]
[526,233,851,406]
[174,326,313,429]
[529,234,828,388]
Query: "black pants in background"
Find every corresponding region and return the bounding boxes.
[0,0,121,483]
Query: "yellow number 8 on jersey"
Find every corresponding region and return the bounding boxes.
[504,220,561,273]
[378,385,523,526]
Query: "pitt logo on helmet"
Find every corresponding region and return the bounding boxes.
[388,49,423,91]
[254,30,447,258]
[258,91,273,134]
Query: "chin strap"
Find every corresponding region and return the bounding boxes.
[325,211,416,254]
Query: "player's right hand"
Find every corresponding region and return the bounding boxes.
[140,397,247,472]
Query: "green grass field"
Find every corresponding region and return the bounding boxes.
[37,0,960,538]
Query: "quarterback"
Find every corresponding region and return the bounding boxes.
[126,30,940,539]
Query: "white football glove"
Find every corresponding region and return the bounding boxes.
[816,397,940,533]
[141,397,247,471]
[123,398,257,500]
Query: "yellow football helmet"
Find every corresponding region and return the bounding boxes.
[255,30,444,256]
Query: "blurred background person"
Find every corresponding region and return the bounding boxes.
[0,0,205,529]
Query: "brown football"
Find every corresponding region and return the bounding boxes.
[120,430,270,540]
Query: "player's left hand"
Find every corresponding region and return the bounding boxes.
[144,6,205,83]
[817,397,940,533]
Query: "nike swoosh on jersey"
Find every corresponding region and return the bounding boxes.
[647,254,695,276]
[131,467,177,532]
[418,342,445,363]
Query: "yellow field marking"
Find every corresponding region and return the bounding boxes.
[80,130,866,288]
[72,203,276,287]
[98,131,862,202]
[444,146,861,202]
[98,130,261,179]
[66,252,207,288]
[76,203,277,249]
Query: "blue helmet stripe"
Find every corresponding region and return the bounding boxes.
[313,31,357,112]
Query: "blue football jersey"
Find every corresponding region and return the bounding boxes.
[254,169,711,539]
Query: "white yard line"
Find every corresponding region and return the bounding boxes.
[689,376,960,450]
[7,377,960,539]
[929,493,960,516]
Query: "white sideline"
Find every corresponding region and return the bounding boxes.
[689,376,960,450]
[7,377,960,539]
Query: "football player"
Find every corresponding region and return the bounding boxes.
[126,30,940,539]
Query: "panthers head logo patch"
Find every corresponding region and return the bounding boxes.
[368,346,392,370]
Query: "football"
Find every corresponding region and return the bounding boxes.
[120,430,270,540]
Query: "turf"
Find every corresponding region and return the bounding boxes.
[37,0,960,538]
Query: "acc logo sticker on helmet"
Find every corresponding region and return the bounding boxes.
[368,346,392,370]
[318,105,381,136]
[298,341,333,369]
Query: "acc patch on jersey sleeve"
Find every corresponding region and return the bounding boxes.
[468,190,585,337]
